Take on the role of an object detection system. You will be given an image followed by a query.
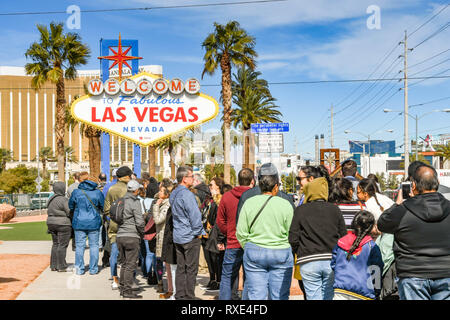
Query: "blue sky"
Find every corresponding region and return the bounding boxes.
[2,0,450,159]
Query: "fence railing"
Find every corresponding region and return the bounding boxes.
[0,193,52,211]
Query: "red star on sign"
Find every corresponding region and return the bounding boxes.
[98,33,142,81]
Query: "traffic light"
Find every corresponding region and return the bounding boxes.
[287,159,291,167]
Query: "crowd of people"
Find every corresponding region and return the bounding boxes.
[45,159,450,300]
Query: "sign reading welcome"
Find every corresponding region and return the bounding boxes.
[71,72,219,146]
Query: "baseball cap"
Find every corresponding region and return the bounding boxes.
[116,166,133,178]
[111,168,118,177]
[127,180,144,192]
[259,163,278,177]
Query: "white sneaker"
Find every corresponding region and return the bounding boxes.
[111,281,119,290]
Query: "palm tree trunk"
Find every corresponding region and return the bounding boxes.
[180,147,185,165]
[243,128,250,169]
[249,132,256,172]
[42,159,47,179]
[221,54,232,184]
[88,136,101,179]
[169,146,175,180]
[159,148,164,175]
[55,73,66,181]
[148,145,156,178]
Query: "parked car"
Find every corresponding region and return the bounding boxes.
[30,192,53,210]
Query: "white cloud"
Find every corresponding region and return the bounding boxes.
[132,0,422,29]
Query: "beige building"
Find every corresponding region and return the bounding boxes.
[0,65,168,176]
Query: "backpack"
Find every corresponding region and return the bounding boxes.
[110,197,125,225]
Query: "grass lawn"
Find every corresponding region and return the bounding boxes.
[0,221,52,241]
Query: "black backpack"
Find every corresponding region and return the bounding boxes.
[110,197,125,225]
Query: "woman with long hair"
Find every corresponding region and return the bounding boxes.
[153,179,175,297]
[289,175,347,300]
[357,178,397,299]
[200,177,225,292]
[329,177,367,231]
[331,210,384,300]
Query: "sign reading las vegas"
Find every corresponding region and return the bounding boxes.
[71,73,219,146]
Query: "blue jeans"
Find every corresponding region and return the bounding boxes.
[141,240,156,277]
[398,277,450,300]
[98,225,103,249]
[109,241,119,277]
[299,260,334,300]
[219,248,243,300]
[74,229,100,275]
[242,242,293,300]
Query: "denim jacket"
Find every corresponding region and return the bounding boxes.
[169,185,205,244]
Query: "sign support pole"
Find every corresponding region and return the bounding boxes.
[100,38,140,180]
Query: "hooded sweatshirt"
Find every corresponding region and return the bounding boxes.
[331,232,384,300]
[216,186,251,249]
[194,182,211,205]
[378,192,450,279]
[289,177,347,265]
[47,181,71,226]
[69,180,104,231]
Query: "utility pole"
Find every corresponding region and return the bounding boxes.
[330,104,334,148]
[402,30,410,178]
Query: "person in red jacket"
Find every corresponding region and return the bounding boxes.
[216,168,255,300]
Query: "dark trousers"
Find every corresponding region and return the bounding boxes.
[175,237,201,300]
[202,239,224,282]
[116,236,140,294]
[298,280,307,300]
[71,228,76,251]
[47,224,72,270]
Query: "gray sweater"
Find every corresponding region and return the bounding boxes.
[47,181,72,226]
[117,192,145,239]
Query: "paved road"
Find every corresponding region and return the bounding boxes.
[1,241,303,300]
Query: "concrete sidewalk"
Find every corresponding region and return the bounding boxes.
[0,241,302,300]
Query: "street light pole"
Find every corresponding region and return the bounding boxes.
[383,109,450,162]
[402,30,410,178]
[415,115,418,161]
[345,130,393,176]
[368,134,371,174]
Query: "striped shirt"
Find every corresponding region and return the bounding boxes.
[334,201,366,230]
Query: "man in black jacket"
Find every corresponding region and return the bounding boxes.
[378,164,450,300]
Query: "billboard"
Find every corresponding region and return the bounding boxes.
[349,140,395,155]
[71,72,219,147]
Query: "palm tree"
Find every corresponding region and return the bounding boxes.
[37,146,55,179]
[64,146,79,167]
[435,144,450,167]
[231,129,242,169]
[202,21,257,183]
[66,88,102,179]
[230,68,282,170]
[0,148,13,173]
[148,146,157,178]
[154,133,191,180]
[25,22,90,182]
[231,67,279,170]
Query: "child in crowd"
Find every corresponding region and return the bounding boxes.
[331,210,384,300]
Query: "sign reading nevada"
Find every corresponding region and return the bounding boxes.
[71,72,219,146]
